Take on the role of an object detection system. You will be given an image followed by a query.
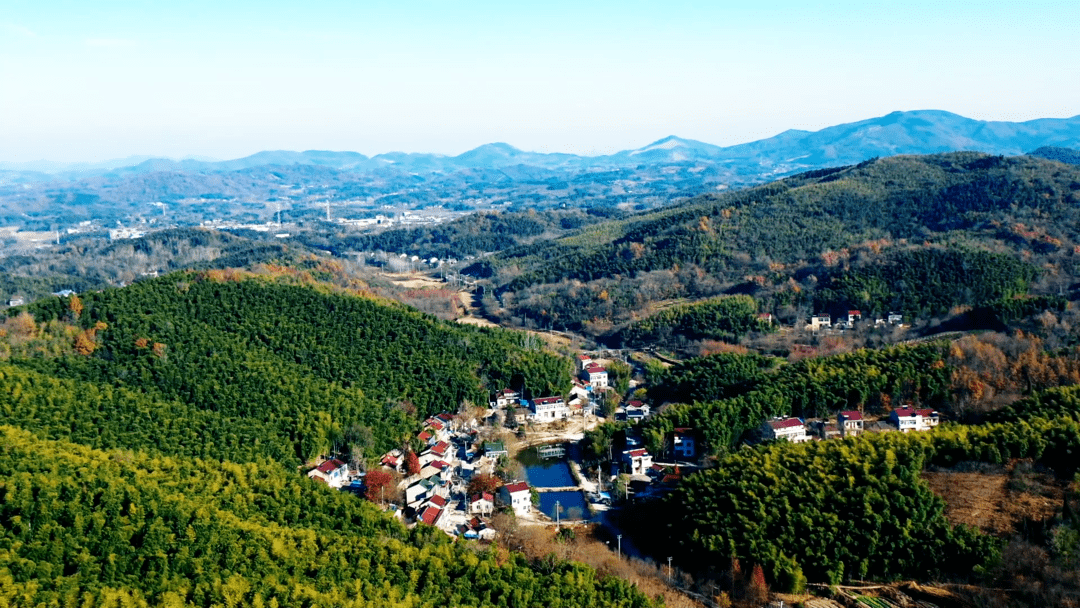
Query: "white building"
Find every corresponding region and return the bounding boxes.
[468,492,495,517]
[500,482,532,516]
[490,388,520,409]
[761,417,810,443]
[889,406,939,432]
[810,314,831,331]
[531,396,569,422]
[837,410,864,436]
[582,364,609,389]
[307,458,349,488]
[622,448,653,475]
[577,354,593,371]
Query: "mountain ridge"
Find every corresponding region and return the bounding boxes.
[7,110,1080,180]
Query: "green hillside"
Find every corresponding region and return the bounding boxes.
[0,426,651,607]
[665,415,1080,589]
[11,273,569,465]
[470,153,1080,333]
[0,274,652,606]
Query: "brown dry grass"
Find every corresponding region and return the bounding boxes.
[500,523,706,608]
[922,460,1063,535]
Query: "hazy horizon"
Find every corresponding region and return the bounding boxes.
[2,1,1078,162]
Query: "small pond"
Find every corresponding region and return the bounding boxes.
[518,445,576,488]
[537,490,591,521]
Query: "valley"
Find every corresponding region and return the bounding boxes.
[3,145,1080,608]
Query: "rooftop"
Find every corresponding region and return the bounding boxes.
[316,458,347,474]
[768,418,805,430]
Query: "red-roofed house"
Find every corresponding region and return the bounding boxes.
[582,363,609,389]
[622,448,653,475]
[430,441,451,459]
[381,453,401,471]
[761,417,809,443]
[427,494,448,509]
[417,431,434,446]
[418,506,443,527]
[577,354,593,371]
[469,492,495,516]
[307,458,349,488]
[837,410,865,436]
[624,400,650,421]
[499,481,532,516]
[422,418,450,442]
[890,406,939,432]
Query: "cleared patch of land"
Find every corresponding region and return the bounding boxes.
[922,460,1064,535]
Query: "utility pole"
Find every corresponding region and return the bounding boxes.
[667,556,673,580]
[555,500,560,528]
[617,534,622,560]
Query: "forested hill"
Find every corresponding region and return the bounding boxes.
[0,426,653,607]
[1029,146,1080,165]
[0,227,316,305]
[7,272,571,466]
[0,274,656,606]
[470,152,1080,333]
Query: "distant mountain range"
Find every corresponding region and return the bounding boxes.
[5,110,1080,181]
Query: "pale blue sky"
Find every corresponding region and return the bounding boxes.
[1,1,1077,161]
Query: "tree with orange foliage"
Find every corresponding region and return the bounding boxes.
[467,473,501,497]
[748,563,769,605]
[364,469,393,503]
[73,330,97,355]
[404,451,421,476]
[68,295,83,320]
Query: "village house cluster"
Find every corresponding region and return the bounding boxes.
[306,350,699,539]
[391,412,512,539]
[808,310,905,332]
[759,405,941,444]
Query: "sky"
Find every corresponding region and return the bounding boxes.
[1,0,1078,162]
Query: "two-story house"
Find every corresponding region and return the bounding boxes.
[761,417,810,443]
[837,410,864,437]
[622,448,653,475]
[468,492,495,517]
[490,388,520,409]
[582,364,609,389]
[624,400,650,422]
[500,481,533,516]
[890,406,940,432]
[672,428,696,459]
[532,396,569,422]
[810,314,832,331]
